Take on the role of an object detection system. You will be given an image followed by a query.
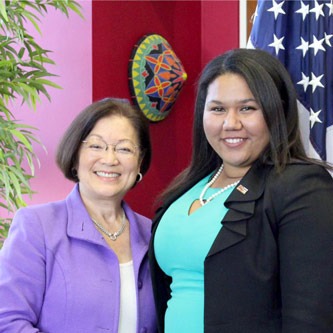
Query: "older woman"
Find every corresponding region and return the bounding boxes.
[149,49,333,333]
[0,98,156,333]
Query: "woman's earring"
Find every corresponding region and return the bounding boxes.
[71,168,78,179]
[136,173,143,183]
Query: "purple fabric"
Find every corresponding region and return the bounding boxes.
[0,185,156,333]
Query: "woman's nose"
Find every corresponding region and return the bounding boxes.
[102,147,119,164]
[222,111,242,130]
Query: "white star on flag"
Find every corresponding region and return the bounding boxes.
[268,0,286,19]
[297,73,310,92]
[325,32,333,46]
[309,35,326,55]
[296,37,309,56]
[269,35,285,54]
[310,108,323,128]
[248,0,333,165]
[296,1,310,20]
[310,0,325,20]
[326,2,333,15]
[309,73,324,93]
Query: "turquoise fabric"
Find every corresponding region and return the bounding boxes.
[154,174,234,333]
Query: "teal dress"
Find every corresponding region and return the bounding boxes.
[154,174,235,333]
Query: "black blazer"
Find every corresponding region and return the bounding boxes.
[149,161,333,333]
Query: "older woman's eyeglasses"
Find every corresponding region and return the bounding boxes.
[82,137,139,157]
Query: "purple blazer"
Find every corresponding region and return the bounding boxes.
[0,185,156,333]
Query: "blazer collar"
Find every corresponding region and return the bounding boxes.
[65,185,151,259]
[207,161,272,256]
[153,162,273,257]
[66,184,106,246]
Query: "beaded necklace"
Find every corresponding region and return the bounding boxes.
[199,165,240,206]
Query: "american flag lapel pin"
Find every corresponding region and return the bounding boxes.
[237,184,248,195]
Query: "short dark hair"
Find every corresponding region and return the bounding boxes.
[56,98,151,182]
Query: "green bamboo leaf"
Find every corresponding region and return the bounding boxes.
[16,81,39,96]
[0,202,10,211]
[18,47,26,59]
[22,60,44,71]
[9,165,33,186]
[22,11,42,35]
[20,1,41,11]
[26,82,51,100]
[3,43,18,55]
[23,69,52,78]
[34,56,55,65]
[35,78,62,89]
[0,71,15,79]
[8,171,22,198]
[0,0,8,22]
[0,169,11,198]
[15,196,28,207]
[9,129,33,152]
[0,60,14,68]
[68,1,84,18]
[24,152,35,175]
[0,221,10,242]
[0,39,14,49]
[29,92,38,109]
[22,39,33,55]
[2,51,17,63]
[15,123,38,130]
[0,0,84,247]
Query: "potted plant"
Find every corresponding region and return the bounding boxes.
[0,0,83,246]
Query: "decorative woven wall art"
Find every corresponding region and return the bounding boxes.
[128,34,187,122]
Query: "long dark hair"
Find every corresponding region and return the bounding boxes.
[158,48,331,204]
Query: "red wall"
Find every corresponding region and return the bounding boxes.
[201,1,240,65]
[92,0,238,218]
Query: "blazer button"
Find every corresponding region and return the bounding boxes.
[138,280,143,289]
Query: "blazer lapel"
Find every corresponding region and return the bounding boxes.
[207,162,271,256]
[66,185,107,246]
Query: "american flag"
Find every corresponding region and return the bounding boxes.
[248,0,333,165]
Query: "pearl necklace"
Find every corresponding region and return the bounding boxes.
[199,165,240,206]
[92,210,126,241]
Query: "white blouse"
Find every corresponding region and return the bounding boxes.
[118,260,137,333]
